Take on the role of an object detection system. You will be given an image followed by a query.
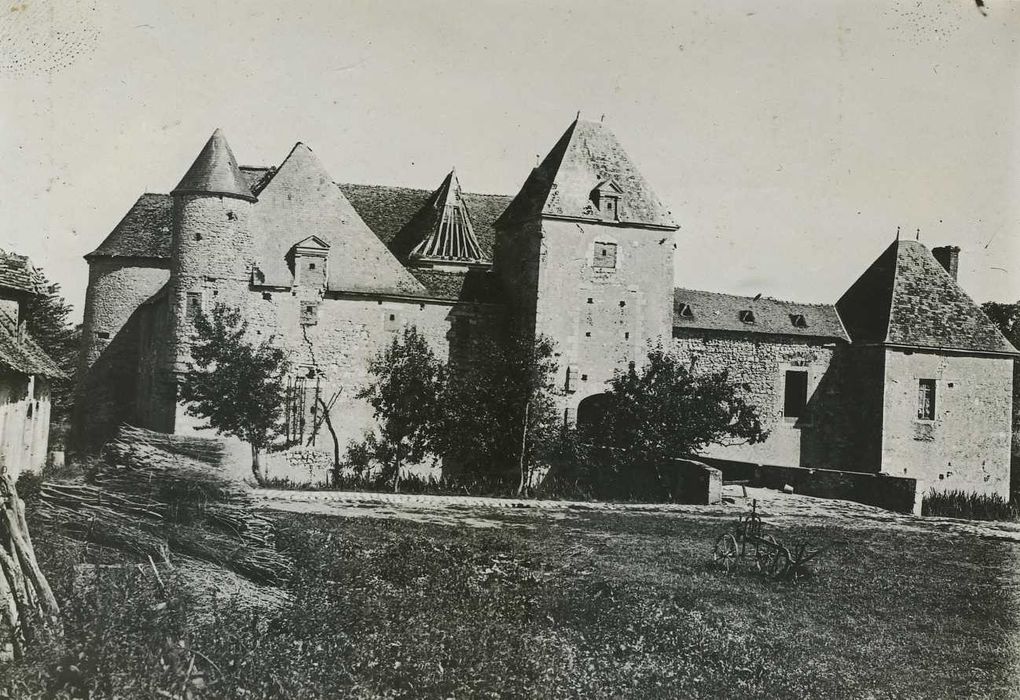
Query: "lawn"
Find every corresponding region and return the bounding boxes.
[4,508,1018,698]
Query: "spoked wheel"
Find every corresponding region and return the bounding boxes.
[713,534,740,573]
[755,535,781,574]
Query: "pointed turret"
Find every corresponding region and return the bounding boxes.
[408,169,484,265]
[497,117,676,229]
[172,129,256,202]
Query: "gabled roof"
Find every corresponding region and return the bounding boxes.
[672,288,849,341]
[836,240,1015,354]
[0,250,38,295]
[0,308,66,378]
[498,118,677,229]
[85,194,173,260]
[340,183,511,264]
[249,143,426,296]
[408,170,485,264]
[291,235,330,252]
[172,129,257,202]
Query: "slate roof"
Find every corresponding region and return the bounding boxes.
[239,166,276,195]
[672,288,849,341]
[836,240,1015,354]
[408,268,504,304]
[0,250,38,295]
[498,119,677,229]
[0,308,67,378]
[86,194,173,260]
[172,129,256,202]
[340,183,511,263]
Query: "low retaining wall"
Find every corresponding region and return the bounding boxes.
[664,459,723,505]
[697,457,921,515]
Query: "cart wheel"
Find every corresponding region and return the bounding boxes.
[755,535,780,573]
[768,549,791,579]
[713,534,739,573]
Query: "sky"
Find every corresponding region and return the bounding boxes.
[1,0,1018,322]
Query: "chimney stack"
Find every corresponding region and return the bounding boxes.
[932,245,960,281]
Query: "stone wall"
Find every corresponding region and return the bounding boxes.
[531,221,675,420]
[73,257,169,449]
[669,330,855,469]
[880,348,1012,498]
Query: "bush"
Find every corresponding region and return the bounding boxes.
[922,489,1020,521]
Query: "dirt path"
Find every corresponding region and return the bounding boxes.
[256,486,1020,542]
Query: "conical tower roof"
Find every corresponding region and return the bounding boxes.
[836,240,1015,354]
[409,170,484,264]
[172,129,256,202]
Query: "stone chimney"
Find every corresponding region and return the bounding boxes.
[932,245,960,281]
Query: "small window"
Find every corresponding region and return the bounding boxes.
[309,262,316,270]
[592,241,618,270]
[587,297,594,304]
[676,303,693,318]
[300,300,319,326]
[739,310,756,324]
[585,331,591,337]
[96,331,110,340]
[565,365,579,393]
[790,314,808,328]
[384,310,402,332]
[917,379,936,421]
[783,370,808,419]
[186,291,203,322]
[624,332,630,340]
[581,374,588,381]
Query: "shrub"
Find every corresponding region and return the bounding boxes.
[922,489,1020,521]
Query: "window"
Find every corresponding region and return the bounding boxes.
[186,291,203,322]
[592,241,618,270]
[783,370,808,419]
[917,379,936,421]
[96,331,110,340]
[309,262,316,270]
[739,310,756,324]
[676,303,693,318]
[384,310,402,332]
[603,196,618,220]
[790,314,808,328]
[300,300,319,326]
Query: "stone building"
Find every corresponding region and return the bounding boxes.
[0,251,66,479]
[74,118,1016,496]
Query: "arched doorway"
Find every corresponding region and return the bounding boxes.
[576,392,613,434]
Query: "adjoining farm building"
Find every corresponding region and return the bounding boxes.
[73,118,1016,498]
[0,251,66,479]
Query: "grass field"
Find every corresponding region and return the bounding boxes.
[4,508,1019,698]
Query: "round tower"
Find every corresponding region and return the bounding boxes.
[166,129,257,374]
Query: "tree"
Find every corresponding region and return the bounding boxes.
[23,268,79,427]
[356,326,444,492]
[580,346,767,494]
[177,304,289,483]
[981,301,1020,351]
[435,332,562,495]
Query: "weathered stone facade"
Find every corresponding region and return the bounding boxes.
[73,118,1016,496]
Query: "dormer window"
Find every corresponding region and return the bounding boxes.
[591,180,624,222]
[676,303,694,318]
[790,314,808,328]
[739,310,756,324]
[289,236,330,289]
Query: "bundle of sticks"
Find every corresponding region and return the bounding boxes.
[36,425,291,586]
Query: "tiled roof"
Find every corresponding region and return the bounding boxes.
[672,288,849,341]
[0,309,66,378]
[408,170,485,264]
[340,183,511,263]
[86,194,173,260]
[250,143,427,297]
[498,119,676,229]
[409,268,504,304]
[0,250,38,295]
[172,129,256,202]
[239,166,276,195]
[836,240,1015,354]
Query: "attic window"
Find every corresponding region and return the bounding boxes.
[300,300,319,326]
[790,314,808,328]
[739,310,756,324]
[676,303,694,318]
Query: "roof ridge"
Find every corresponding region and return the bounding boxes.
[338,181,512,199]
[882,240,902,344]
[674,286,834,308]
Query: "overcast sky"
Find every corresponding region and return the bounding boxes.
[1,0,1018,321]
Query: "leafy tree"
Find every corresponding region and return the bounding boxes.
[436,332,561,495]
[981,301,1020,351]
[580,346,767,494]
[23,268,79,428]
[177,304,289,482]
[355,326,444,492]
